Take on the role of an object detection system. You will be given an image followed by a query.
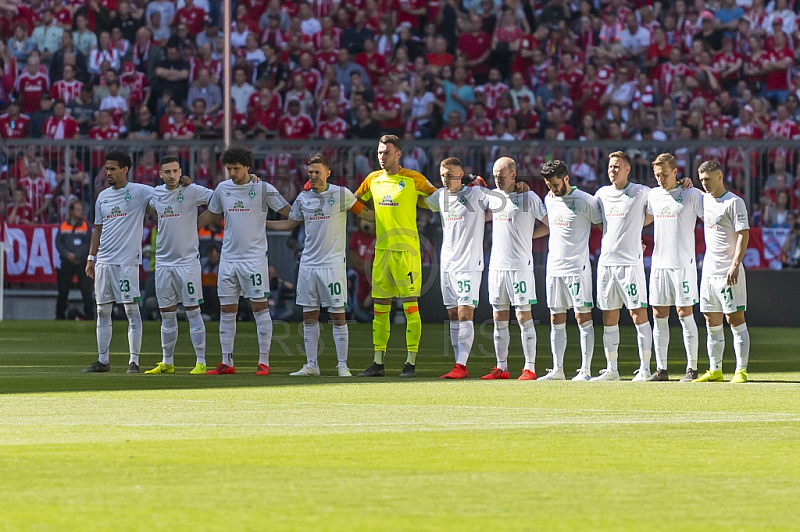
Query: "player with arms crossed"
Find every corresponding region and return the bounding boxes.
[356,135,437,378]
[592,151,654,381]
[646,153,704,382]
[83,151,152,373]
[694,160,751,383]
[539,160,602,381]
[424,157,490,379]
[197,147,291,376]
[266,155,375,377]
[143,156,213,375]
[481,157,548,381]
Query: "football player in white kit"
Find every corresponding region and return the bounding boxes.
[197,147,291,376]
[481,157,549,381]
[645,153,704,382]
[265,155,375,377]
[143,156,213,376]
[592,151,654,381]
[83,151,152,374]
[424,157,490,379]
[694,160,751,384]
[538,160,603,381]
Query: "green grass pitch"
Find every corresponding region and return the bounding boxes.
[1,320,799,531]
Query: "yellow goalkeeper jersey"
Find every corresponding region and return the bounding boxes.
[355,167,436,251]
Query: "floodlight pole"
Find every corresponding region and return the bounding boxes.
[223,0,232,148]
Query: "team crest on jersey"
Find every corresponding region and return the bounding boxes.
[248,188,256,198]
[328,196,335,206]
[124,192,131,203]
[106,205,127,219]
[378,194,398,207]
[177,193,184,203]
[398,180,405,190]
[568,202,576,212]
[512,198,520,207]
[676,194,683,203]
[229,200,249,213]
[161,205,180,218]
[459,196,467,205]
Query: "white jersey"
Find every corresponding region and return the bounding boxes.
[94,181,152,265]
[486,189,547,270]
[289,184,357,268]
[544,187,602,276]
[647,185,704,269]
[702,191,750,277]
[424,186,489,272]
[208,179,289,261]
[595,182,650,266]
[150,183,213,267]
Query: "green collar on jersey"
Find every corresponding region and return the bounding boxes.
[567,186,577,195]
[714,189,730,199]
[114,180,130,191]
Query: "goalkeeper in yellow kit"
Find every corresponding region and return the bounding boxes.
[355,135,437,377]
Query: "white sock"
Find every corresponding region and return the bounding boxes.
[603,325,620,371]
[679,315,698,370]
[254,308,273,366]
[520,320,537,371]
[303,321,320,367]
[706,324,725,371]
[578,320,594,373]
[653,317,670,371]
[731,323,750,371]
[332,324,348,364]
[96,303,113,365]
[456,321,474,366]
[635,322,652,371]
[550,322,567,370]
[219,311,237,366]
[493,320,510,371]
[124,303,142,365]
[160,311,178,365]
[186,308,206,364]
[449,321,460,363]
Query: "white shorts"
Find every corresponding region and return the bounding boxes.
[649,267,699,308]
[546,272,594,314]
[156,263,203,308]
[441,270,482,309]
[700,270,747,314]
[597,264,647,311]
[218,258,270,305]
[296,265,347,310]
[488,269,537,309]
[94,263,140,304]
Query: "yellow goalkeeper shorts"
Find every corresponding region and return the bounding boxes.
[370,249,422,299]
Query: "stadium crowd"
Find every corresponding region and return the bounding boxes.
[0,0,799,244]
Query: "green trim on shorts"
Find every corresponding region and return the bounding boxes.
[264,292,270,297]
[473,300,479,306]
[640,303,648,308]
[528,299,537,304]
[198,299,204,305]
[736,305,746,311]
[133,297,141,302]
[583,302,593,308]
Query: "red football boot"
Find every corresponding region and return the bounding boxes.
[518,369,537,381]
[440,364,469,379]
[481,367,510,380]
[206,363,235,375]
[256,364,270,376]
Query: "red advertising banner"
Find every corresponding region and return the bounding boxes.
[2,224,61,283]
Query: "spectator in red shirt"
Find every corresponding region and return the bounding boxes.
[88,109,121,169]
[249,88,280,137]
[278,99,315,139]
[437,110,463,140]
[43,99,79,139]
[314,34,339,73]
[491,8,524,78]
[355,38,387,86]
[189,98,220,139]
[14,53,50,114]
[457,15,492,84]
[764,31,793,104]
[372,76,404,135]
[0,101,30,139]
[6,188,34,225]
[316,99,348,139]
[425,35,454,72]
[163,106,195,139]
[18,162,52,223]
[174,0,207,35]
[645,27,672,70]
[466,102,493,138]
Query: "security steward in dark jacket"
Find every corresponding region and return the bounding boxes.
[55,200,94,319]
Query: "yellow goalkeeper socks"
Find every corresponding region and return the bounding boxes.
[373,303,391,356]
[403,301,421,354]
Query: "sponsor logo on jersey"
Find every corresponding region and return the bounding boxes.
[736,212,747,225]
[657,206,677,219]
[378,194,398,207]
[105,205,128,219]
[309,208,331,221]
[551,214,570,227]
[606,205,625,217]
[229,200,250,213]
[161,205,180,218]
